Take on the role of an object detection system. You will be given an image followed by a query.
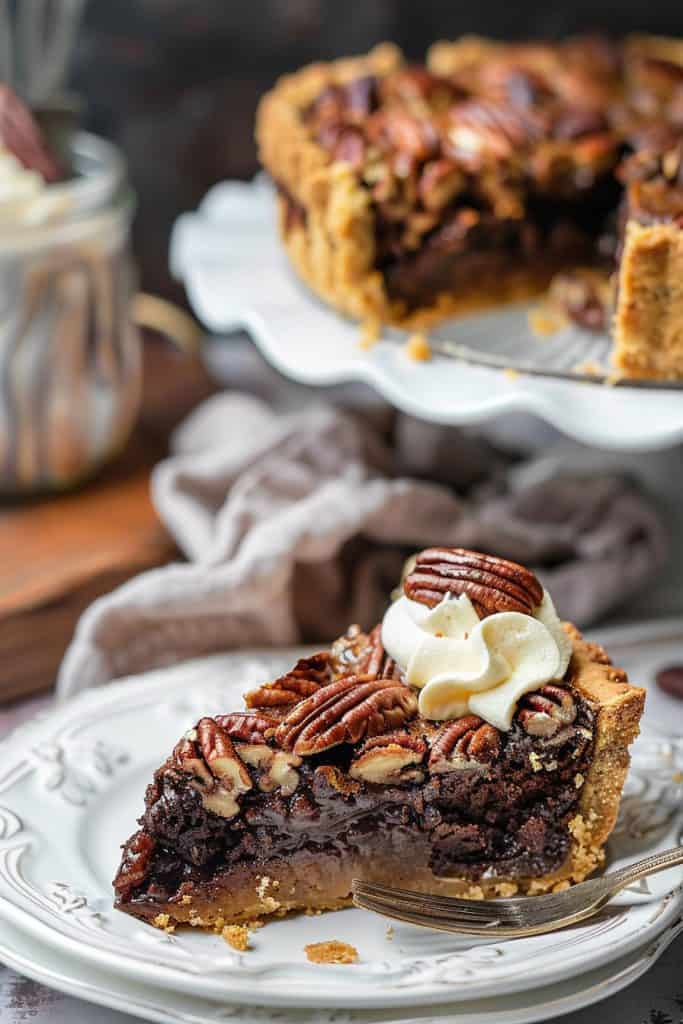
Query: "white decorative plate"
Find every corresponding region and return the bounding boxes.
[1,621,683,1009]
[1,913,682,1024]
[170,179,683,453]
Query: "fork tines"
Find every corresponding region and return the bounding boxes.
[352,880,522,923]
[350,878,595,937]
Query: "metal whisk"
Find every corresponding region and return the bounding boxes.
[0,0,85,104]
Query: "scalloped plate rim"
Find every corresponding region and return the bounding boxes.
[0,912,681,1024]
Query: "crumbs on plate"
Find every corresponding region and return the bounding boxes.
[573,360,604,377]
[528,303,567,338]
[404,331,432,362]
[151,913,175,934]
[305,940,358,964]
[222,920,263,952]
[359,316,381,350]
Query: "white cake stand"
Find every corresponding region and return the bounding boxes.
[171,177,683,452]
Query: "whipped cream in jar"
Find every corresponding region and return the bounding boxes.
[0,129,138,494]
[0,114,198,495]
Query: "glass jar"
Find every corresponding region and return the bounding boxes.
[0,132,197,495]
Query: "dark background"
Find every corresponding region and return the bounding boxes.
[70,0,683,299]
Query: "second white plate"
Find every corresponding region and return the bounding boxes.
[1,911,681,1024]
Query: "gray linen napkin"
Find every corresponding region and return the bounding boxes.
[57,393,667,697]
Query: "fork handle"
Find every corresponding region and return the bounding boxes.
[608,845,683,892]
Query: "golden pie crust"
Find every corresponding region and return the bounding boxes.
[614,220,683,380]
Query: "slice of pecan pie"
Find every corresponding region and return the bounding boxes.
[114,548,644,929]
[256,33,683,379]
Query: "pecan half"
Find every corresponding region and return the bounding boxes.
[308,76,378,126]
[447,98,544,166]
[350,731,426,784]
[356,624,385,676]
[618,137,683,186]
[552,106,609,141]
[198,718,253,810]
[214,712,278,744]
[332,127,366,170]
[483,64,554,110]
[356,624,403,680]
[235,743,302,796]
[275,676,417,757]
[656,665,683,699]
[366,108,440,161]
[380,66,463,109]
[429,715,501,772]
[262,750,302,795]
[215,710,299,790]
[175,719,252,819]
[529,134,617,195]
[418,158,466,211]
[172,735,213,787]
[404,547,544,618]
[517,685,577,739]
[306,83,347,126]
[344,75,379,120]
[113,830,155,895]
[330,624,368,676]
[245,653,331,710]
[547,269,611,332]
[631,56,683,115]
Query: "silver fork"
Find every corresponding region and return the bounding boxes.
[352,845,683,938]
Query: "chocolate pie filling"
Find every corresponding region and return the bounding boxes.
[114,548,645,928]
[116,697,594,919]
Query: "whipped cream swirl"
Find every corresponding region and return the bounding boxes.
[0,147,71,227]
[0,147,46,223]
[381,590,572,730]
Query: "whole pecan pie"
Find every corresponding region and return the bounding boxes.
[256,33,683,380]
[114,547,645,929]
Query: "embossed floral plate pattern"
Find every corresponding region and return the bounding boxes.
[170,179,683,452]
[0,626,681,1009]
[1,913,682,1024]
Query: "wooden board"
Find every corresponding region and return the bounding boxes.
[0,336,216,702]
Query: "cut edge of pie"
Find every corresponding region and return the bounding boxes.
[614,219,683,379]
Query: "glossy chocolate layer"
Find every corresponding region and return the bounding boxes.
[115,696,594,915]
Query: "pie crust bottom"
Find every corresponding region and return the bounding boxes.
[123,815,610,930]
